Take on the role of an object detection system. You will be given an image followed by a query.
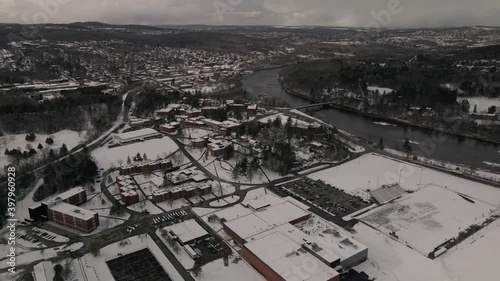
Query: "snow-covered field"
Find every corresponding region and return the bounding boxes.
[353,213,500,281]
[360,184,495,256]
[308,153,500,206]
[0,129,87,170]
[258,113,319,128]
[459,97,500,113]
[208,195,240,207]
[305,153,500,281]
[91,137,179,169]
[192,149,282,184]
[127,199,164,214]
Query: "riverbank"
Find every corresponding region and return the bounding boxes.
[281,83,500,146]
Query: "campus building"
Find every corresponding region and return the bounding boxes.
[47,202,99,233]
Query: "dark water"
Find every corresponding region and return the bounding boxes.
[242,67,500,170]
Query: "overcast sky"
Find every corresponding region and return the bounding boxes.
[1,0,499,28]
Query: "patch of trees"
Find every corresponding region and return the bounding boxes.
[389,85,458,109]
[134,87,181,117]
[232,157,260,181]
[33,152,98,202]
[0,86,116,115]
[262,142,295,175]
[204,108,228,122]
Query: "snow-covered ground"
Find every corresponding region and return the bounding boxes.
[352,223,451,281]
[208,195,240,207]
[308,153,500,206]
[459,97,500,113]
[353,214,500,281]
[259,113,319,129]
[182,128,213,140]
[32,227,70,243]
[91,137,179,169]
[360,184,495,256]
[191,149,282,184]
[127,199,164,214]
[13,179,43,221]
[0,129,87,171]
[156,198,190,212]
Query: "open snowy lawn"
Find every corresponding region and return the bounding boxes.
[91,137,179,169]
[360,184,496,256]
[155,198,190,212]
[308,153,500,206]
[11,179,43,222]
[258,113,316,128]
[127,200,163,214]
[208,195,240,207]
[458,97,500,113]
[182,128,213,140]
[0,129,87,170]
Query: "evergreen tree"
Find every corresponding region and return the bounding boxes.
[37,143,43,150]
[127,155,132,164]
[273,115,282,128]
[45,137,54,145]
[48,149,56,159]
[402,138,413,153]
[59,144,68,155]
[378,137,384,150]
[240,157,248,172]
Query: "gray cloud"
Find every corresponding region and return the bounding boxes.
[0,0,499,27]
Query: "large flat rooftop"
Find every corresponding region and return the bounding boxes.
[244,232,339,281]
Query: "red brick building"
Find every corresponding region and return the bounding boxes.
[121,191,139,205]
[47,186,87,206]
[247,104,258,116]
[119,160,172,175]
[47,202,99,233]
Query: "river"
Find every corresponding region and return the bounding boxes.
[242,67,500,170]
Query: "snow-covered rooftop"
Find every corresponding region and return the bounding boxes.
[244,232,340,281]
[167,219,209,244]
[44,186,85,204]
[113,128,161,141]
[49,202,97,221]
[224,201,311,241]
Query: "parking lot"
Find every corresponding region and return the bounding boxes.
[277,179,370,217]
[151,209,190,227]
[107,248,172,281]
[190,235,226,260]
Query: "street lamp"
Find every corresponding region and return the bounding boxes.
[398,169,403,184]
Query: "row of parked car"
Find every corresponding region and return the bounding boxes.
[151,209,188,226]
